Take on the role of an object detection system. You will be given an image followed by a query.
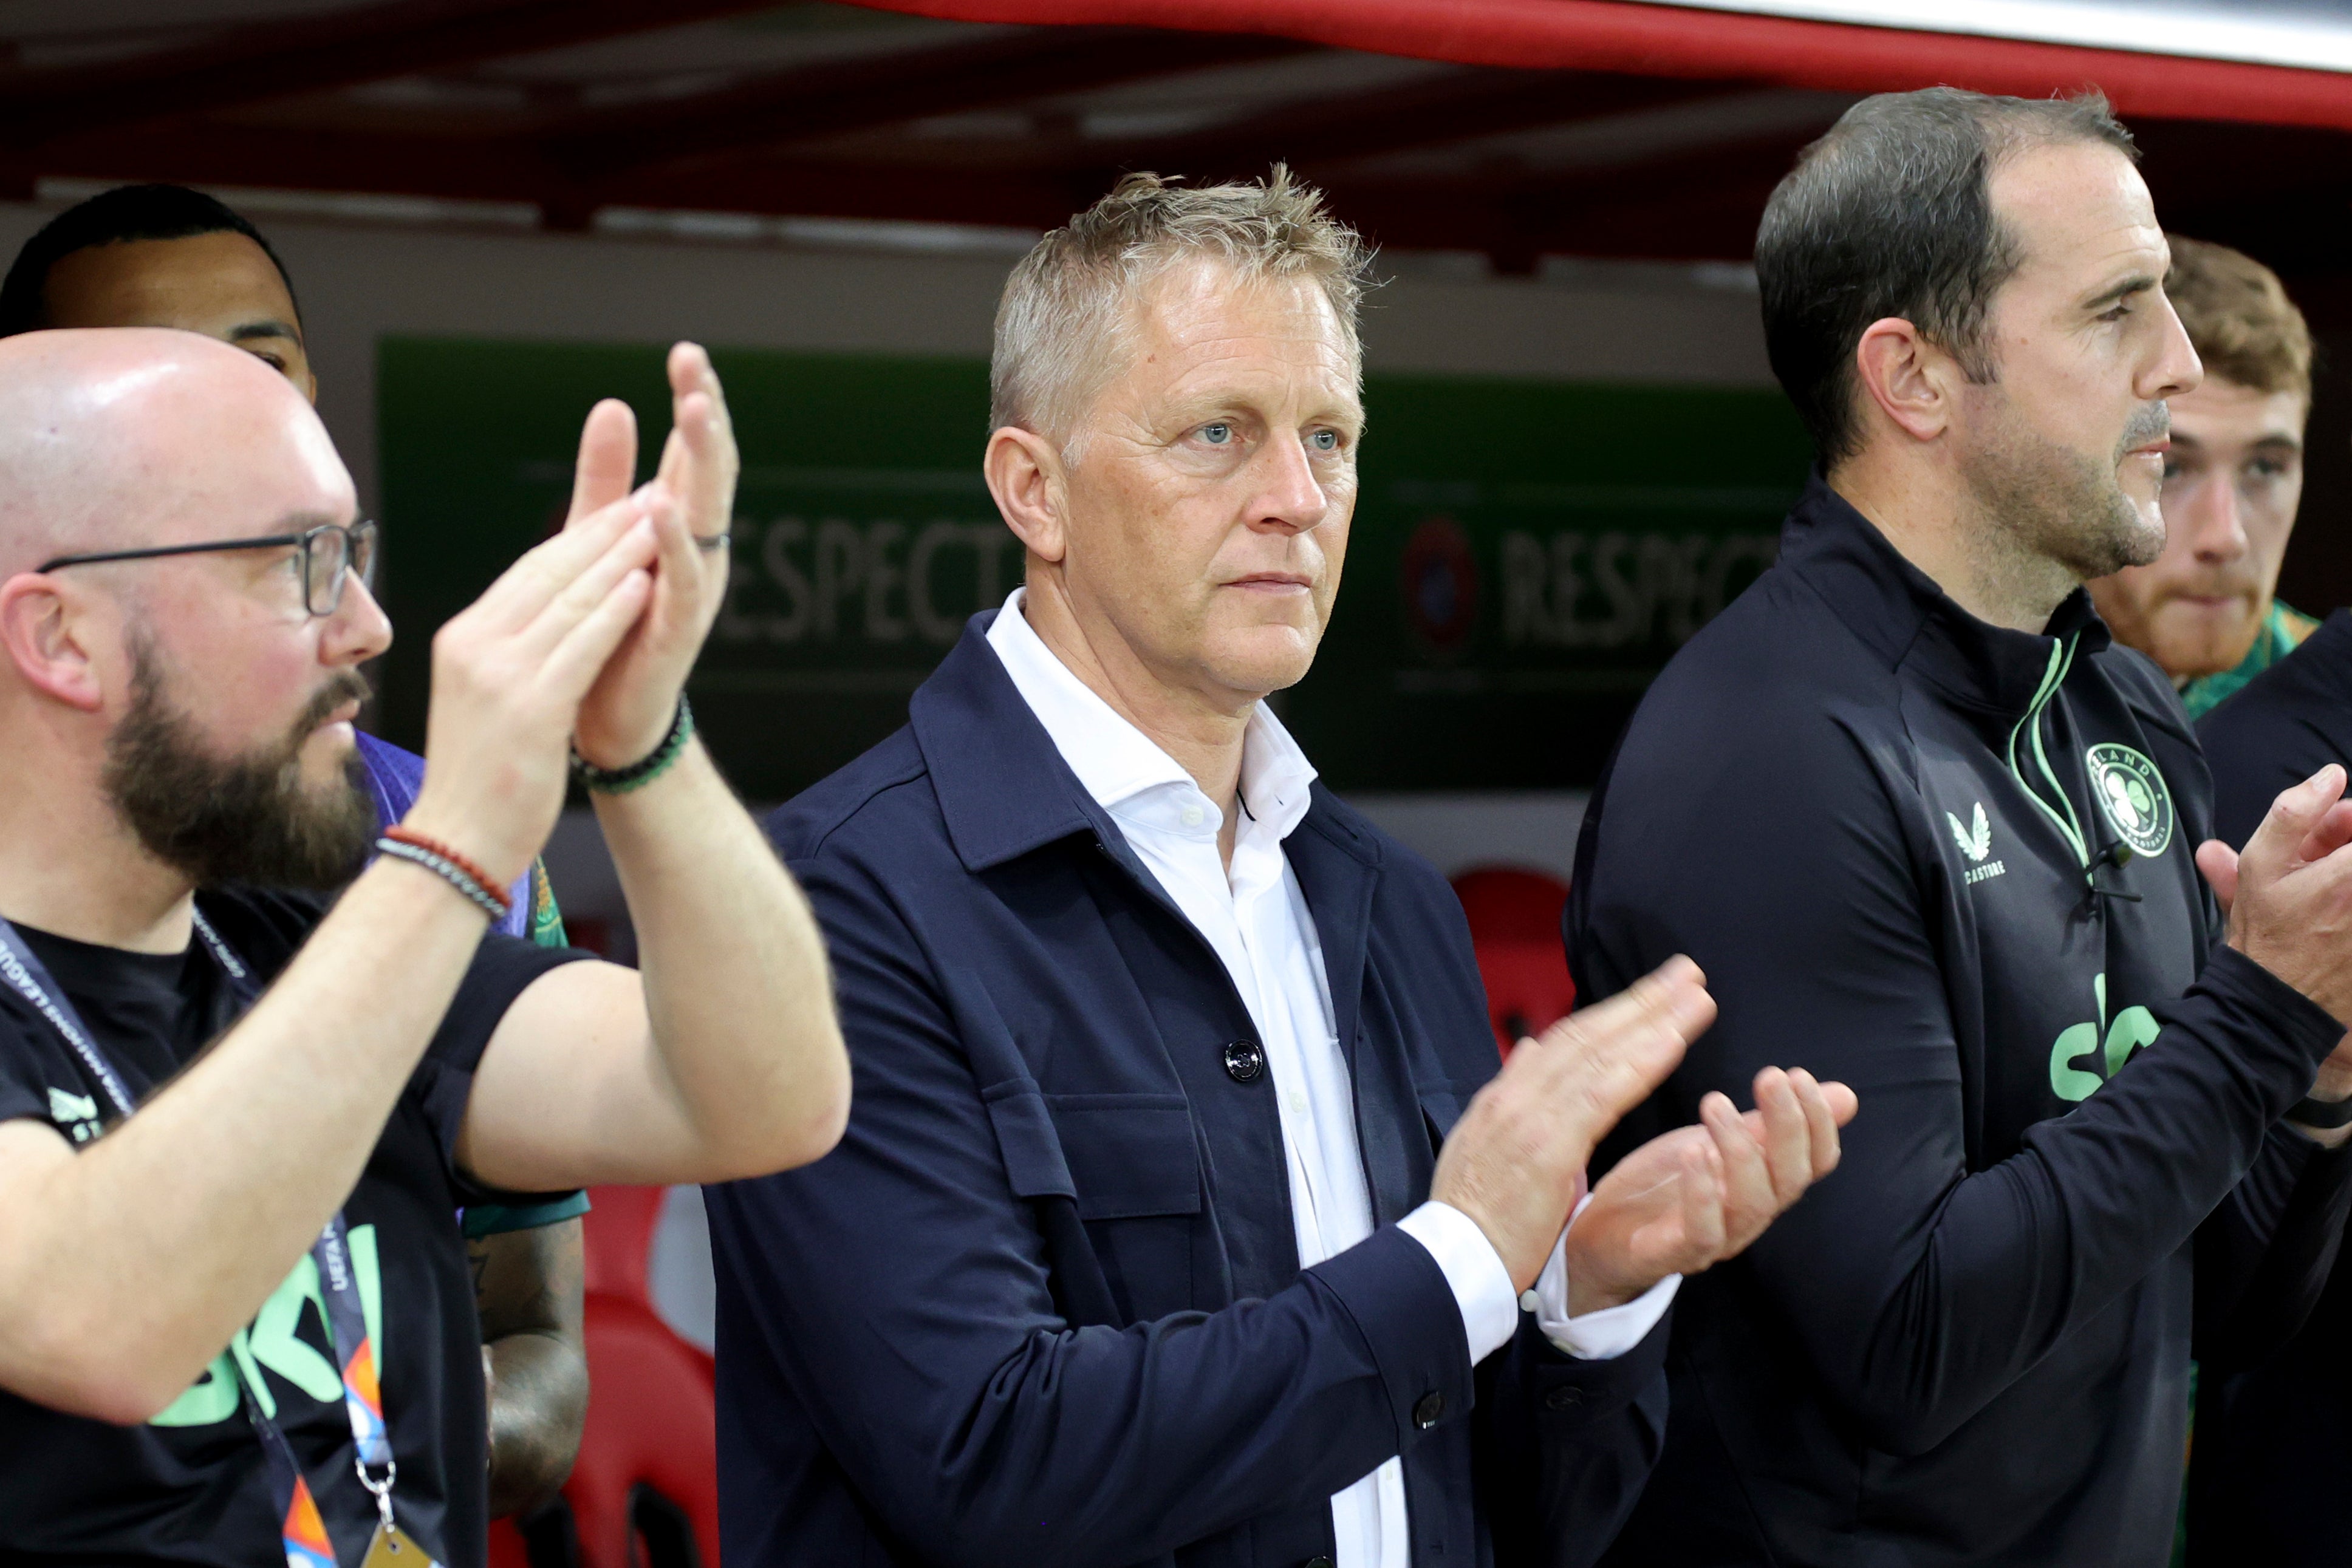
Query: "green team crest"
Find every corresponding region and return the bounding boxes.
[2086,743,2173,857]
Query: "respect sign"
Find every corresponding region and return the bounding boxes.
[376,338,1808,799]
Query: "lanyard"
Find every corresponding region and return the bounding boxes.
[0,909,405,1564]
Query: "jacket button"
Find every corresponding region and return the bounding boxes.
[1545,1385,1586,1411]
[1222,1041,1265,1083]
[1414,1391,1446,1428]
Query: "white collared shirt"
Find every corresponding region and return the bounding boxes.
[986,590,1675,1568]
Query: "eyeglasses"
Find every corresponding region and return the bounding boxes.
[37,519,379,618]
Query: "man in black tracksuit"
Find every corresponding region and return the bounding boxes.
[2187,609,2352,1566]
[1570,89,2352,1566]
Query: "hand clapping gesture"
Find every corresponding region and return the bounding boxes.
[1430,955,1856,1315]
[1561,1066,1858,1315]
[405,343,739,886]
[561,343,739,771]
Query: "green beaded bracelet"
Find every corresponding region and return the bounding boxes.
[573,696,694,794]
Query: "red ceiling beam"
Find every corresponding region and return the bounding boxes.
[845,0,2352,134]
[1045,64,1742,179]
[16,124,559,207]
[0,0,790,145]
[13,116,1087,233]
[544,26,1315,177]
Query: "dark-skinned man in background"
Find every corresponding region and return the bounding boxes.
[0,185,590,1519]
[1571,89,2352,1566]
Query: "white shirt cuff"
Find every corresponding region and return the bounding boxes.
[1529,1196,1680,1360]
[1396,1201,1522,1365]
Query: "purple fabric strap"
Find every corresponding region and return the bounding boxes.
[355,732,532,939]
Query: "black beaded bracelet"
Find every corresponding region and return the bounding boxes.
[572,696,694,794]
[375,837,507,920]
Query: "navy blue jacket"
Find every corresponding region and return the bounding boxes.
[706,616,1668,1568]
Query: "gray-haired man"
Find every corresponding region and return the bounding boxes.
[705,171,1856,1568]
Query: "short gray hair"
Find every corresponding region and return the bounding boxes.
[1756,87,2136,465]
[990,168,1371,449]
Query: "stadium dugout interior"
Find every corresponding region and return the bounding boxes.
[7,5,2352,1559]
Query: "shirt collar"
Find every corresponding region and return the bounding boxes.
[1778,469,2110,718]
[984,588,1319,844]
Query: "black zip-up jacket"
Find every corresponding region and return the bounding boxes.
[1568,477,2352,1566]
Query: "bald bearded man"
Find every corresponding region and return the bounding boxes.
[0,177,593,1521]
[0,329,846,1567]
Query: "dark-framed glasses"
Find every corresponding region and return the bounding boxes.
[37,519,378,618]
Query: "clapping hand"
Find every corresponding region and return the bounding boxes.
[2197,764,2352,1115]
[1432,958,1717,1291]
[408,498,662,888]
[1559,1066,1857,1316]
[560,343,739,771]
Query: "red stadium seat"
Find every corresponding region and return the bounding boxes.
[566,1294,721,1568]
[581,1184,668,1310]
[486,1516,532,1568]
[1452,866,1576,1056]
[482,1186,720,1568]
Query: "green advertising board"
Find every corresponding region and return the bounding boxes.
[375,336,1810,800]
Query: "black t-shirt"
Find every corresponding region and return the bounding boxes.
[0,887,589,1567]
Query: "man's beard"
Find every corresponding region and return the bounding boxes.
[1961,394,2170,585]
[102,636,378,892]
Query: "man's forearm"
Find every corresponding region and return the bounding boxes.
[594,738,847,1175]
[1781,949,2340,1455]
[486,1329,589,1515]
[0,861,487,1420]
[474,1220,587,1516]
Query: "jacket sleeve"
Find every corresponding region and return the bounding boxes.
[703,842,1613,1568]
[2193,1121,2352,1365]
[1478,1312,1672,1568]
[1570,714,2343,1457]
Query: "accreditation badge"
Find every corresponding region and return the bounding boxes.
[360,1521,444,1568]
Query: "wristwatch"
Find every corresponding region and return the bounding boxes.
[2289,1094,2352,1130]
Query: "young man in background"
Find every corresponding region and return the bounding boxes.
[0,184,589,1518]
[2088,234,2316,720]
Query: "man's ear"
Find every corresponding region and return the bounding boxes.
[983,426,1070,566]
[0,574,106,712]
[1853,316,1959,445]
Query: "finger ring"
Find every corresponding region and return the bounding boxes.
[692,532,731,551]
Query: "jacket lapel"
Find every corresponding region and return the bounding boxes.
[910,615,1102,873]
[1287,794,1426,1225]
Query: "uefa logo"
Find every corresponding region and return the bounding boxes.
[1401,515,1479,654]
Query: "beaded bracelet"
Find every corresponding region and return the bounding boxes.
[573,696,694,794]
[375,836,511,921]
[381,825,504,902]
